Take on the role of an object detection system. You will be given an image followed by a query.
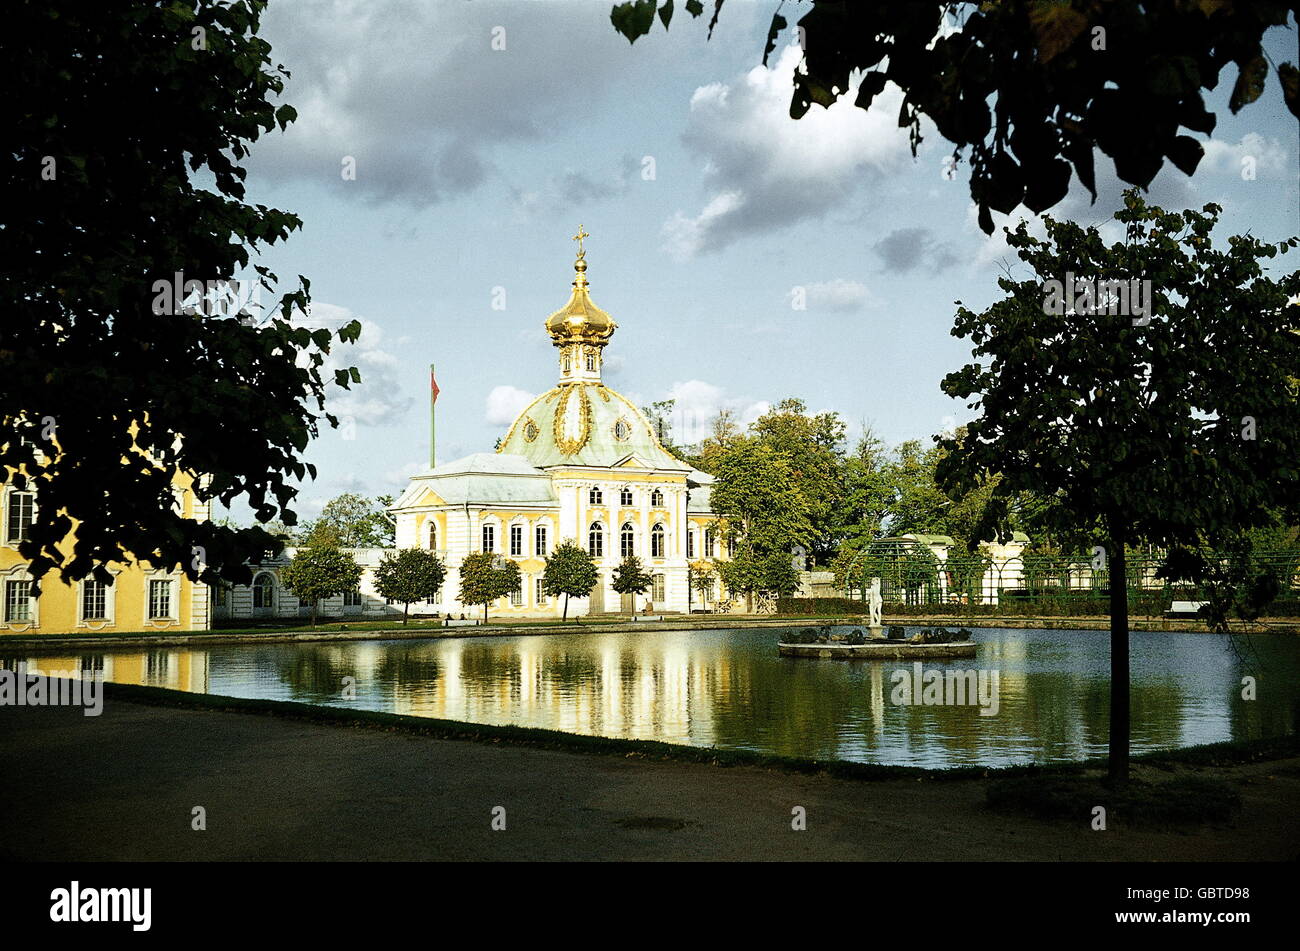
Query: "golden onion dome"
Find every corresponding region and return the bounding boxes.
[545,227,617,345]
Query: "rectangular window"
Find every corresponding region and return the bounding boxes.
[510,524,523,556]
[535,578,547,606]
[5,580,33,622]
[686,530,694,558]
[510,587,523,607]
[704,530,715,558]
[6,491,34,544]
[82,579,109,620]
[482,524,495,553]
[148,579,173,619]
[653,574,665,603]
[344,589,362,607]
[535,525,548,557]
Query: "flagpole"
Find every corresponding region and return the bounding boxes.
[429,362,437,469]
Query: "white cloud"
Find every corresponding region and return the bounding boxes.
[294,301,413,428]
[485,384,536,426]
[249,1,645,207]
[658,379,768,445]
[664,43,912,258]
[1200,132,1288,177]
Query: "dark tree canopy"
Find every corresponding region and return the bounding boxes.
[2,0,359,588]
[612,0,1300,232]
[936,189,1300,779]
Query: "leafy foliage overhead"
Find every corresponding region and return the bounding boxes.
[610,0,1300,232]
[3,0,360,588]
[937,190,1300,552]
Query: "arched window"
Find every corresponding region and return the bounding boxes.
[427,521,437,550]
[650,489,663,508]
[589,487,603,505]
[620,522,635,558]
[588,522,604,558]
[252,573,275,610]
[563,355,570,372]
[651,523,665,558]
[619,487,633,506]
[585,353,595,371]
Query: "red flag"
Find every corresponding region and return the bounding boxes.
[430,366,440,404]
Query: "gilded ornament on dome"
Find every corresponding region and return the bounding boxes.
[553,384,593,455]
[522,418,539,443]
[612,417,632,442]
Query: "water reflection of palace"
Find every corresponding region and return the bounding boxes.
[389,636,735,745]
[27,629,1293,769]
[5,650,209,694]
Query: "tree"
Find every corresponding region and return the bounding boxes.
[542,541,600,621]
[373,548,446,624]
[936,191,1300,783]
[302,493,394,548]
[3,0,361,591]
[458,552,521,622]
[717,547,803,610]
[611,1,1300,232]
[710,440,815,556]
[611,555,653,613]
[750,398,847,561]
[689,563,716,609]
[761,551,802,598]
[640,399,683,456]
[836,427,893,549]
[279,543,362,629]
[883,440,952,537]
[690,408,741,473]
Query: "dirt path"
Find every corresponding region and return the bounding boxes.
[2,699,1296,861]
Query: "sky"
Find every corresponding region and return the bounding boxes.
[220,0,1300,523]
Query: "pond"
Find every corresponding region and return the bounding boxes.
[12,626,1298,768]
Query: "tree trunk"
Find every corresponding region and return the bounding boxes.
[403,602,409,625]
[1107,534,1130,785]
[483,602,488,622]
[563,593,569,621]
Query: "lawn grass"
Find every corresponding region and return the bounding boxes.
[986,774,1244,827]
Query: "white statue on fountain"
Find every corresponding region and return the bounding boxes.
[867,577,883,631]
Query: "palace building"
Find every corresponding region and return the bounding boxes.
[386,234,725,618]
[1,473,211,635]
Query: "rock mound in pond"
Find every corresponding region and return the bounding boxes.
[908,627,974,644]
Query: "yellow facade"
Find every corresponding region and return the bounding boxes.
[1,473,209,635]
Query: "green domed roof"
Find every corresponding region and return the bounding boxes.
[498,382,689,471]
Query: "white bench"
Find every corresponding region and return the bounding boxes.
[631,615,664,622]
[1166,600,1208,617]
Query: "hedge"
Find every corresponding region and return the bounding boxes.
[775,596,1300,618]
